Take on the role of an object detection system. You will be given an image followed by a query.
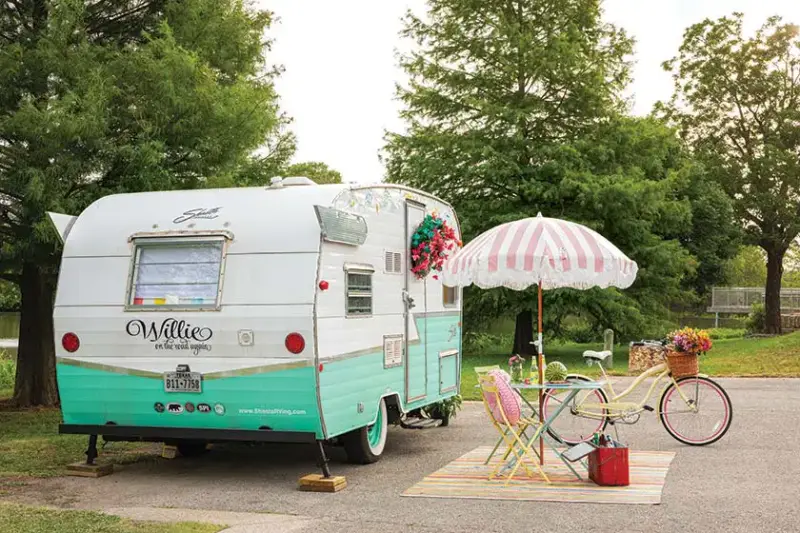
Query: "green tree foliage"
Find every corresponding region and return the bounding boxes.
[724,246,768,288]
[204,131,297,188]
[0,0,288,406]
[675,167,741,300]
[384,0,735,342]
[282,161,343,184]
[724,244,800,289]
[0,279,20,311]
[659,13,800,333]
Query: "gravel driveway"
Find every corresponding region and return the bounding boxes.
[4,378,799,533]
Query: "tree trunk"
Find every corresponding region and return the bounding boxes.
[12,262,59,407]
[764,247,786,335]
[512,310,534,356]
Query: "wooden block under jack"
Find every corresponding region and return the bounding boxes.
[161,444,178,459]
[298,474,347,493]
[66,462,114,478]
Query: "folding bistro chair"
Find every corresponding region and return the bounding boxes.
[478,372,549,484]
[475,365,539,465]
[474,365,505,464]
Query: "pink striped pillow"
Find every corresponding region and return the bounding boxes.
[482,369,522,426]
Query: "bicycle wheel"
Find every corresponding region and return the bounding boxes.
[659,376,732,446]
[542,374,609,445]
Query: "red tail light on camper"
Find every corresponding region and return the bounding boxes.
[285,333,305,354]
[62,332,80,353]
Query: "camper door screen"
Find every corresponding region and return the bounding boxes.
[164,371,202,393]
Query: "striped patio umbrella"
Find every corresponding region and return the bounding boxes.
[443,213,638,291]
[442,213,638,462]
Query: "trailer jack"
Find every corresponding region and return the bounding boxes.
[85,434,99,465]
[316,440,332,478]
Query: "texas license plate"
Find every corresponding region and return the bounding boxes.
[164,372,202,393]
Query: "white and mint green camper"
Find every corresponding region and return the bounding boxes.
[49,179,461,472]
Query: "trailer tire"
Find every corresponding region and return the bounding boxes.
[176,440,208,458]
[342,399,388,464]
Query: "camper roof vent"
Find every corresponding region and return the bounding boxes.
[281,176,317,186]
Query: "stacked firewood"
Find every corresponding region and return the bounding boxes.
[628,341,667,373]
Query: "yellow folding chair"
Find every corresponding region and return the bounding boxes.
[475,365,540,465]
[473,365,506,464]
[478,374,549,484]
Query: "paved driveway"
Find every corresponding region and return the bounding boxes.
[6,378,800,532]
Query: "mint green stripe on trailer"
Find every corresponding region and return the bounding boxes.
[418,313,461,402]
[318,313,460,439]
[56,362,323,437]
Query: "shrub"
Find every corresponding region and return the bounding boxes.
[563,322,600,344]
[423,394,463,426]
[462,332,512,355]
[707,328,746,340]
[746,302,766,334]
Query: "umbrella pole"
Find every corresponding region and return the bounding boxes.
[537,281,544,465]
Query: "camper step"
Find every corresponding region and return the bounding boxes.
[399,416,442,430]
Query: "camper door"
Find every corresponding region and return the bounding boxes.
[404,200,427,403]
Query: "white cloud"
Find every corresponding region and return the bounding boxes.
[260,0,800,184]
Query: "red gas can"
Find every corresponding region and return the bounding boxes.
[588,446,630,486]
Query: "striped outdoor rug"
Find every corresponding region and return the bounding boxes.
[402,445,676,505]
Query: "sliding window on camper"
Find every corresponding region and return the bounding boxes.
[126,237,227,311]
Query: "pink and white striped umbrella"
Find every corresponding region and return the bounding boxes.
[442,213,638,290]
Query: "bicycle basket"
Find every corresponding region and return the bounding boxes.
[665,350,699,378]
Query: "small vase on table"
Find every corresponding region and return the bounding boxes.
[509,355,524,383]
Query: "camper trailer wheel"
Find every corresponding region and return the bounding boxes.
[176,440,208,457]
[342,399,388,464]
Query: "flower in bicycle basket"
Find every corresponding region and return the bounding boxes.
[667,327,712,355]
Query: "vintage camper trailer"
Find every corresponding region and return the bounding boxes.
[49,179,462,472]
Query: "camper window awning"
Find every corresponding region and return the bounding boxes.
[314,205,368,246]
[343,262,375,273]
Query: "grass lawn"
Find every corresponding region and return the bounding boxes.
[460,331,800,400]
[0,503,223,533]
[0,406,157,478]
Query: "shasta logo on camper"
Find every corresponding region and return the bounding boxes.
[126,319,213,355]
[173,207,221,224]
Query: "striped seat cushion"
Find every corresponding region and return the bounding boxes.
[483,369,522,426]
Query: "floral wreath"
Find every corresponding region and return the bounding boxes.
[410,213,461,280]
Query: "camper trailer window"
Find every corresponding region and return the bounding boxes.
[443,285,459,307]
[128,240,224,310]
[345,271,373,316]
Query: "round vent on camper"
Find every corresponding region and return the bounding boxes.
[62,332,80,353]
[285,333,305,354]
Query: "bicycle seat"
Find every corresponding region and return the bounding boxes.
[582,350,612,362]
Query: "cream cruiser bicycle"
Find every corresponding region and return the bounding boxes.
[542,347,733,446]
